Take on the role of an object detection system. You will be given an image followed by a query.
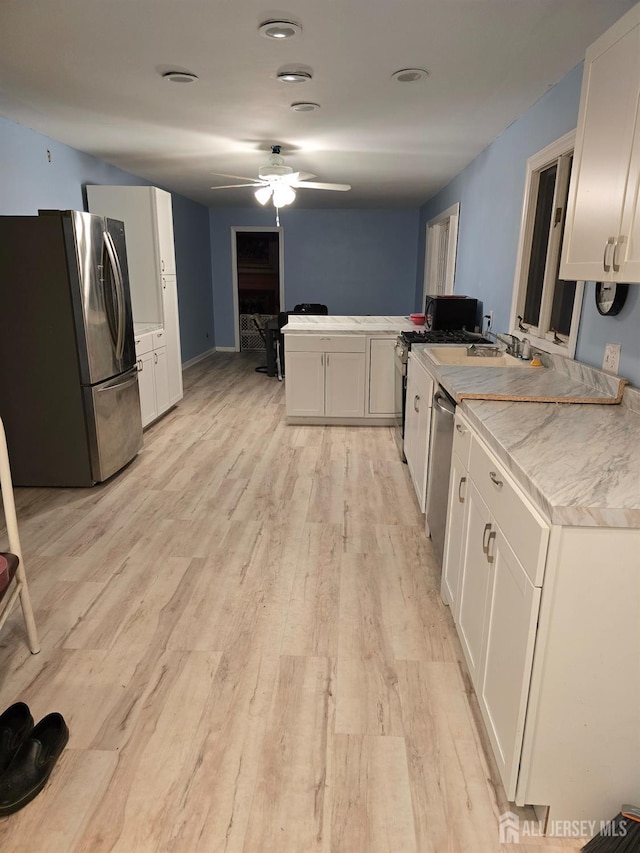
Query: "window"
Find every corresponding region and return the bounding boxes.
[423,203,460,303]
[510,131,584,357]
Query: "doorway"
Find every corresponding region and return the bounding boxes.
[231,227,284,352]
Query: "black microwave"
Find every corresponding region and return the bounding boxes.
[424,295,478,331]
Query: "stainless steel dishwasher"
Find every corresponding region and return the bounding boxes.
[425,385,456,568]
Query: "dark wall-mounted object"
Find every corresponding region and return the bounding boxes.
[595,282,629,316]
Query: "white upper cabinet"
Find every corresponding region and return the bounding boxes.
[560,4,640,282]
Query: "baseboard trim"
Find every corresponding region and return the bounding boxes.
[214,346,237,352]
[182,348,217,369]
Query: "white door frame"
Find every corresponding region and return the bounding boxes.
[422,202,460,306]
[231,226,285,352]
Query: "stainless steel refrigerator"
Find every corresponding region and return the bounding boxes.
[0,210,143,486]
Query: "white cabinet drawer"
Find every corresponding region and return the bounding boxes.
[134,333,153,356]
[285,335,366,353]
[469,437,549,586]
[152,329,166,349]
[452,412,472,468]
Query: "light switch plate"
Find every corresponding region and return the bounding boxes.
[602,343,621,373]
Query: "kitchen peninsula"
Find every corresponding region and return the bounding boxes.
[282,315,414,423]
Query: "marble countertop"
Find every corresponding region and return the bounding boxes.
[411,346,640,529]
[413,346,626,404]
[282,315,416,334]
[134,323,163,335]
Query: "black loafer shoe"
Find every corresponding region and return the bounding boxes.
[0,703,33,774]
[0,712,69,817]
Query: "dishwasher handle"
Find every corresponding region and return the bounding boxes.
[433,390,456,417]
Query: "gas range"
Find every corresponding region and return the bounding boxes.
[395,329,489,364]
[400,329,488,345]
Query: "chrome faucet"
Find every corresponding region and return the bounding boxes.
[483,330,522,357]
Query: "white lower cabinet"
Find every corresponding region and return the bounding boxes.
[135,331,171,427]
[446,417,549,800]
[404,353,433,511]
[442,414,472,608]
[442,415,640,822]
[367,337,396,415]
[478,529,540,798]
[285,336,365,418]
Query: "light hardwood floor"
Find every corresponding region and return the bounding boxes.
[0,353,584,852]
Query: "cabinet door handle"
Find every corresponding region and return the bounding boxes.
[489,471,503,488]
[326,354,329,367]
[154,352,158,364]
[321,354,324,366]
[414,395,420,412]
[603,237,615,272]
[458,475,466,503]
[137,359,143,372]
[486,530,497,564]
[612,236,625,272]
[456,424,467,435]
[482,522,492,554]
[161,259,165,272]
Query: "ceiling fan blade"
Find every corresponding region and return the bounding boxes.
[280,172,301,184]
[210,171,258,182]
[296,171,317,181]
[294,181,352,191]
[210,183,264,190]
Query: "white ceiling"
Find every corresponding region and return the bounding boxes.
[0,0,636,209]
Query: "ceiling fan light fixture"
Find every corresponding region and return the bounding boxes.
[391,68,429,83]
[277,70,312,83]
[272,184,296,207]
[162,71,199,83]
[258,19,302,39]
[290,102,320,112]
[254,186,273,205]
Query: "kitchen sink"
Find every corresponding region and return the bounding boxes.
[426,345,533,368]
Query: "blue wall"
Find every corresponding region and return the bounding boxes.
[416,63,640,387]
[0,117,213,363]
[209,207,420,348]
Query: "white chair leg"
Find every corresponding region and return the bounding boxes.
[0,417,40,653]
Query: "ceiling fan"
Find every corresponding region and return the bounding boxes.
[210,145,351,210]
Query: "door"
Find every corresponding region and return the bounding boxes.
[441,451,468,613]
[457,481,493,687]
[233,229,282,352]
[153,347,171,416]
[325,352,365,417]
[285,351,324,416]
[63,211,129,385]
[83,366,143,482]
[106,218,136,372]
[425,387,456,564]
[137,351,157,427]
[368,338,396,415]
[561,20,640,281]
[161,274,183,405]
[478,528,541,799]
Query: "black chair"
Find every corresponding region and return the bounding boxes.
[277,305,329,376]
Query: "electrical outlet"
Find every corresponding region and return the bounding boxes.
[602,343,621,374]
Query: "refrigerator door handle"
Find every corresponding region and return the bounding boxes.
[97,366,139,392]
[103,231,126,362]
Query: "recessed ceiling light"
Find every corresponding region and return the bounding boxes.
[391,68,429,83]
[277,70,312,83]
[162,71,199,83]
[290,102,320,112]
[259,19,302,39]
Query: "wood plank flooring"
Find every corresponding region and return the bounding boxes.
[0,352,584,852]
